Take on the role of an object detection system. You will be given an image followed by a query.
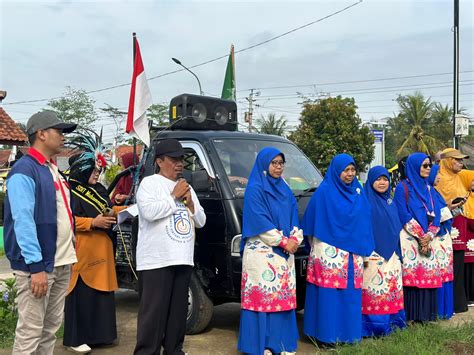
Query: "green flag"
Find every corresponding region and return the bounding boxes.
[221,45,236,101]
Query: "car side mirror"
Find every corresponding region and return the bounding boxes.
[192,169,213,192]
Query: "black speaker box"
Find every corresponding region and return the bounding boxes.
[169,93,238,131]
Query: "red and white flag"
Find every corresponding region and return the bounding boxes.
[126,36,152,146]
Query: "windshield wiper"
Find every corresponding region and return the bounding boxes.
[295,186,317,200]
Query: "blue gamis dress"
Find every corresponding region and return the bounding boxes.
[238,147,302,355]
[394,153,442,322]
[361,166,406,337]
[301,154,375,344]
[429,165,454,319]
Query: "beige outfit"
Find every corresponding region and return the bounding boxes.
[12,265,71,355]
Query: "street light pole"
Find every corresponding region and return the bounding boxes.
[453,0,460,148]
[172,58,204,95]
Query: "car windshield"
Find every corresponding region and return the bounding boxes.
[212,138,323,197]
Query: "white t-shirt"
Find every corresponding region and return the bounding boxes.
[46,162,77,267]
[135,174,206,271]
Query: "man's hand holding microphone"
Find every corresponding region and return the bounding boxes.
[172,175,195,213]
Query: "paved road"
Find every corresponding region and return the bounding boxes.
[0,257,316,354]
[1,257,473,354]
[48,290,317,355]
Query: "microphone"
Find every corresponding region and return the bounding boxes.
[176,173,187,205]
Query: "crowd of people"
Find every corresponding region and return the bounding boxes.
[238,147,474,354]
[3,110,474,355]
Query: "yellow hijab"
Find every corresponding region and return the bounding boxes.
[437,155,474,219]
[459,170,474,219]
[436,157,467,203]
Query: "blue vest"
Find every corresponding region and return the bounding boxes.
[4,154,65,273]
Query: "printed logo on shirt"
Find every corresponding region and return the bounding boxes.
[165,203,193,243]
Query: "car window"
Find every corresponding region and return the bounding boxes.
[213,138,323,197]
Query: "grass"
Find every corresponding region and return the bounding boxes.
[0,319,65,349]
[0,249,4,257]
[0,316,17,349]
[320,321,474,355]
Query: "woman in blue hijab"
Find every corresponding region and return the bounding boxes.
[429,164,455,319]
[301,154,374,344]
[393,152,442,322]
[238,147,303,355]
[361,166,406,337]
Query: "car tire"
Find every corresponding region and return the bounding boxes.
[186,272,213,335]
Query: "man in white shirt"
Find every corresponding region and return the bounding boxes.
[134,139,206,355]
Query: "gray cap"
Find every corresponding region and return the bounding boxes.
[26,110,77,136]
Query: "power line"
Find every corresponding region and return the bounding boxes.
[3,1,363,106]
[238,70,474,92]
[247,80,474,99]
[250,83,474,101]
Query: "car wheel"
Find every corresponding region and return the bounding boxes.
[186,272,213,334]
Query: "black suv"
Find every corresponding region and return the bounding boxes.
[114,129,322,334]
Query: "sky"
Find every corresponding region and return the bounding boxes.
[1,0,473,143]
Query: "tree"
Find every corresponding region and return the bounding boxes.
[147,103,169,126]
[100,104,127,143]
[288,96,375,174]
[46,86,98,131]
[385,92,451,161]
[255,113,287,136]
[429,102,453,146]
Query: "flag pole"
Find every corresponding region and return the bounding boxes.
[132,32,138,166]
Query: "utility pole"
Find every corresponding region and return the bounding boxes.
[245,89,259,132]
[453,0,460,148]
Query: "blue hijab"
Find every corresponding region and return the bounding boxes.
[429,164,452,235]
[364,166,402,260]
[394,152,441,231]
[301,154,374,256]
[241,147,299,259]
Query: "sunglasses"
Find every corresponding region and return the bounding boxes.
[422,163,433,169]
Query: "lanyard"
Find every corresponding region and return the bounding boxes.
[49,164,75,231]
[406,179,435,215]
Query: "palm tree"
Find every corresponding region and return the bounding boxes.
[394,92,447,157]
[255,113,287,136]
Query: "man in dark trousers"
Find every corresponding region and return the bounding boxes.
[134,139,206,355]
[4,110,77,354]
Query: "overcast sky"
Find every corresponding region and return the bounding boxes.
[1,0,473,142]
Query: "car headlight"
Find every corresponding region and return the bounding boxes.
[231,234,242,257]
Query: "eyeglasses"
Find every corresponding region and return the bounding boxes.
[422,163,433,169]
[270,160,285,168]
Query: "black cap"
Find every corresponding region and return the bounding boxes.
[26,110,77,136]
[155,139,185,158]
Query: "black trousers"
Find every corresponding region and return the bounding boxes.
[453,250,468,313]
[134,265,192,355]
[465,262,474,303]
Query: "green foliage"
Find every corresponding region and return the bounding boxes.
[289,96,375,174]
[0,278,18,348]
[104,164,122,187]
[0,279,66,349]
[385,92,453,164]
[326,320,474,355]
[255,113,287,136]
[46,86,98,132]
[147,103,169,126]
